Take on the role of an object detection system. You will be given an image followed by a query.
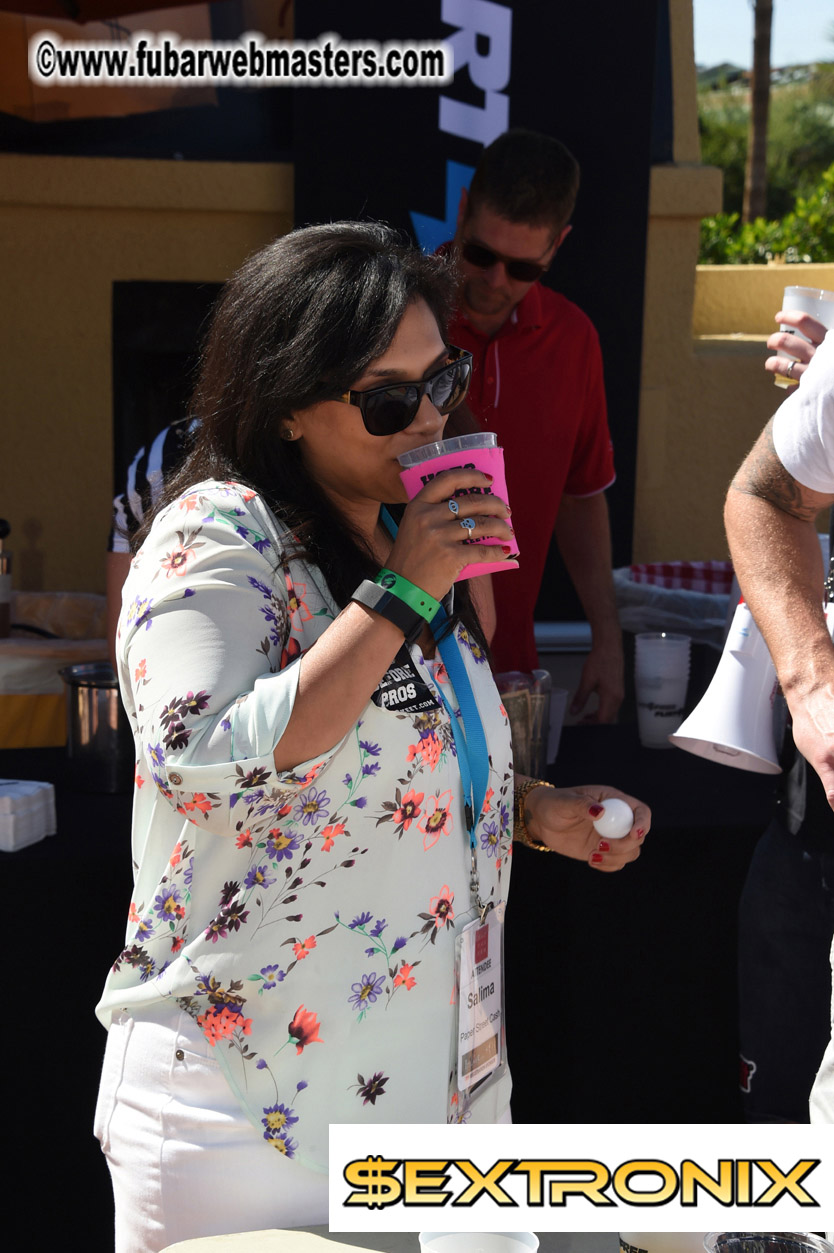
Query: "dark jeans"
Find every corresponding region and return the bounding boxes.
[738,812,834,1121]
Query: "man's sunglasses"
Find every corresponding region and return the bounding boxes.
[461,239,551,283]
[338,346,473,436]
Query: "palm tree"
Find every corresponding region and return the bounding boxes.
[742,0,773,221]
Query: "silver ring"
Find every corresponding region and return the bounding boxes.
[447,498,459,515]
[460,517,476,531]
[786,360,795,378]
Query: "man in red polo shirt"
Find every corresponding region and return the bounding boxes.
[447,129,622,721]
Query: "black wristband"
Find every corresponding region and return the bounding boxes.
[350,579,424,644]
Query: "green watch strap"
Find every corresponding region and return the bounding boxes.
[374,568,441,624]
[350,579,424,644]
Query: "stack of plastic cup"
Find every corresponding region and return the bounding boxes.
[634,631,691,748]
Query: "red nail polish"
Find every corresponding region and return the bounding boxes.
[483,473,494,482]
[636,828,645,837]
[591,853,603,864]
[588,804,604,817]
[501,546,512,555]
[598,840,610,852]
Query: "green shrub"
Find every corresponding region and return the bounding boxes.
[699,163,834,263]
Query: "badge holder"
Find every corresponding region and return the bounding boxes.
[448,900,508,1121]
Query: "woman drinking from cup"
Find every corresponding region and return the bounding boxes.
[95,221,649,1250]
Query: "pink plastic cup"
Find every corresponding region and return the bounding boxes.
[397,433,519,580]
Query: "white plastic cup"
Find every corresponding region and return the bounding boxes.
[397,433,518,580]
[420,1235,539,1253]
[634,631,691,748]
[775,284,834,388]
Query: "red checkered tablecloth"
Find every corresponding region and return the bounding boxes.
[629,561,734,594]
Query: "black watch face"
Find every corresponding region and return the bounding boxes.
[371,646,442,714]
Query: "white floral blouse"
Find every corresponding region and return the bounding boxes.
[96,481,515,1171]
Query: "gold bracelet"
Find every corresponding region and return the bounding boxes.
[513,778,555,851]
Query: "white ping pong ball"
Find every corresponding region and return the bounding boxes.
[592,797,634,840]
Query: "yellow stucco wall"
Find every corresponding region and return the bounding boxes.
[631,0,822,563]
[1,155,292,593]
[694,262,834,335]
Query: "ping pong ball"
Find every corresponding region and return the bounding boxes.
[592,797,634,840]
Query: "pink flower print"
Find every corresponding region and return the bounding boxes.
[285,575,313,627]
[198,1004,252,1045]
[392,789,423,831]
[428,885,455,930]
[393,963,417,990]
[418,790,454,850]
[293,935,317,960]
[161,542,195,578]
[321,820,345,851]
[407,731,442,771]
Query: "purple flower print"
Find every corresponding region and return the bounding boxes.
[370,918,387,938]
[261,1102,299,1134]
[259,965,284,990]
[265,1131,298,1157]
[359,740,381,756]
[349,911,373,930]
[293,787,330,827]
[348,972,385,1012]
[153,885,183,921]
[266,830,300,863]
[392,936,407,953]
[479,822,500,858]
[361,762,381,777]
[244,864,276,891]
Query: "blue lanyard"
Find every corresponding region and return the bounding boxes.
[431,604,490,854]
[379,508,489,855]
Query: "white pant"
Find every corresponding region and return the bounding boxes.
[95,1006,328,1253]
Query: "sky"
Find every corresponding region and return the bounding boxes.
[693,0,833,69]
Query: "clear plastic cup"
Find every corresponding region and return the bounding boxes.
[774,285,834,388]
[397,433,518,580]
[635,631,691,748]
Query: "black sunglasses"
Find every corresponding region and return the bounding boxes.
[338,346,473,436]
[461,239,551,283]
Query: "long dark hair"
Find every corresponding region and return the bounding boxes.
[142,221,489,649]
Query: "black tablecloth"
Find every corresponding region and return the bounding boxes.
[505,723,777,1122]
[1,747,133,1243]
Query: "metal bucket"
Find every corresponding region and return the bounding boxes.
[58,662,134,793]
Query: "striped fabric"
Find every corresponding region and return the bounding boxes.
[109,418,199,553]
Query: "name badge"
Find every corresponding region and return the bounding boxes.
[455,905,504,1091]
[371,645,441,715]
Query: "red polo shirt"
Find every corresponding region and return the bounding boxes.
[448,280,615,673]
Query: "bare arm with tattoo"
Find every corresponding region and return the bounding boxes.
[725,416,834,805]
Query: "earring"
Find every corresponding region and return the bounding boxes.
[283,428,295,441]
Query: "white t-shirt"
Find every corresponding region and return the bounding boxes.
[772,330,834,492]
[97,480,515,1170]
